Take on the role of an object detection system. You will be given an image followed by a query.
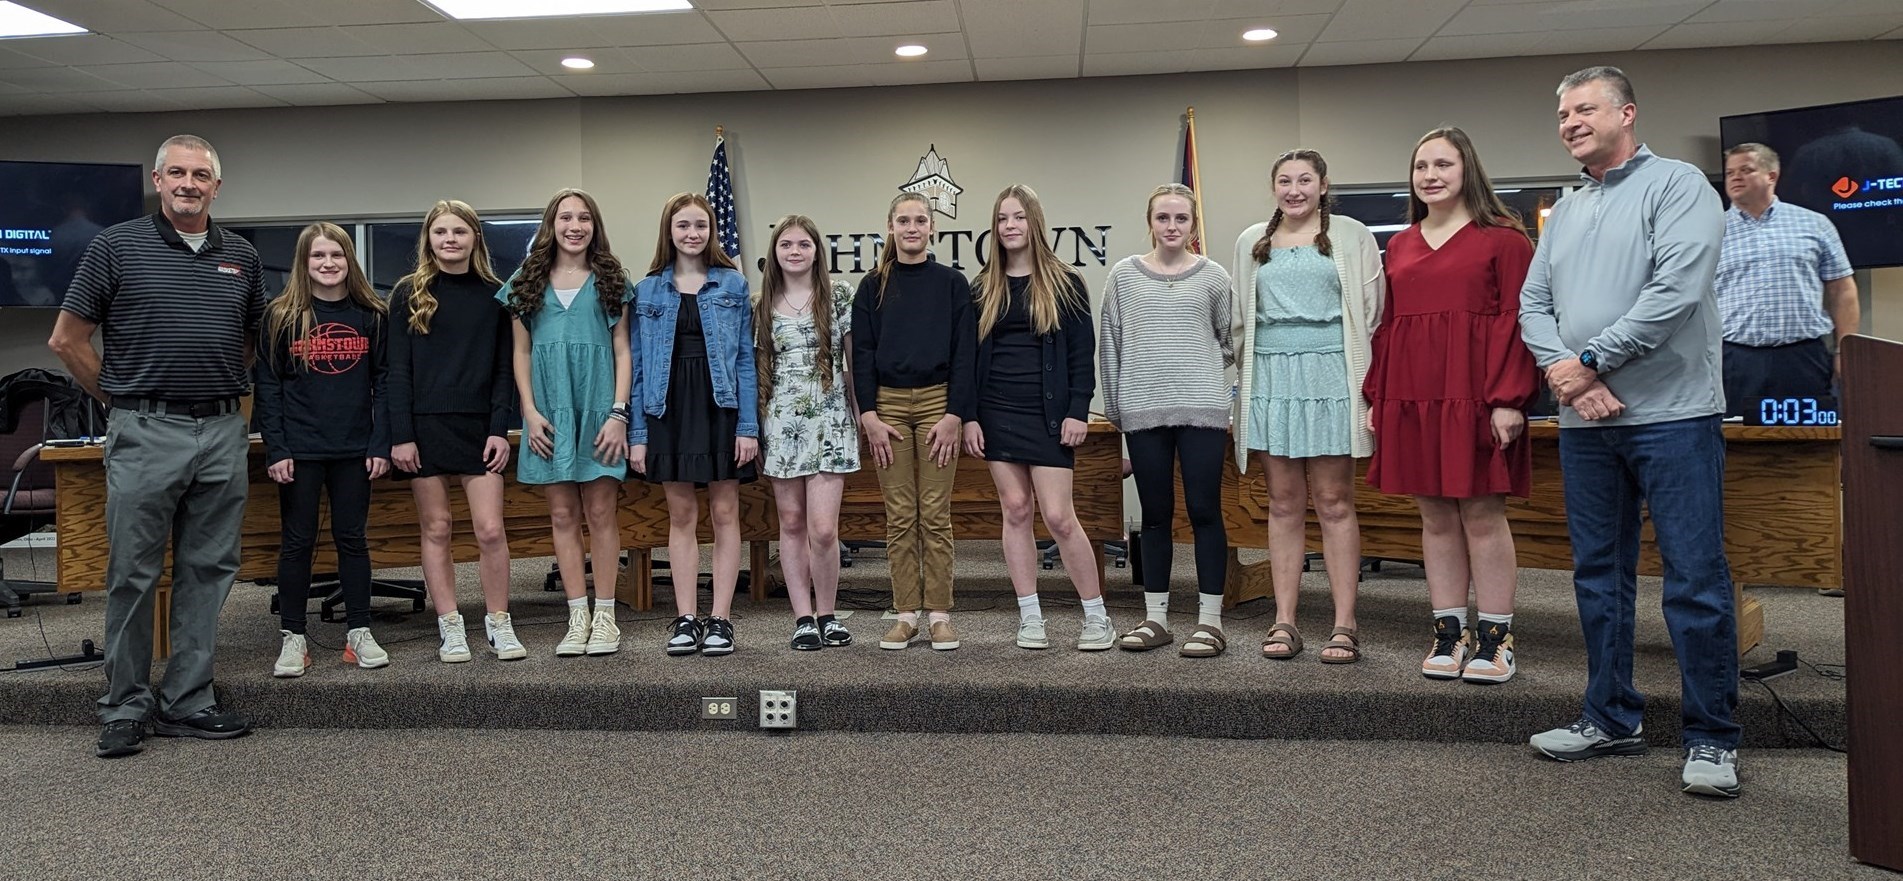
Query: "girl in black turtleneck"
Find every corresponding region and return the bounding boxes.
[387,199,523,666]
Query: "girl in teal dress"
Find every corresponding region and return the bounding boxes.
[499,188,632,658]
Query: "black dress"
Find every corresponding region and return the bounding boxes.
[978,276,1072,468]
[641,292,757,485]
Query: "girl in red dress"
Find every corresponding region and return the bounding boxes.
[1364,127,1539,684]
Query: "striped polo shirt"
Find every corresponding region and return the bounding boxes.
[62,213,267,401]
[1714,198,1854,347]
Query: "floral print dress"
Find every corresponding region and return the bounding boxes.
[761,281,860,479]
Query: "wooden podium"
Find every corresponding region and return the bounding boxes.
[1842,334,1903,873]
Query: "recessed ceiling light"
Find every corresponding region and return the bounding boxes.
[895,44,928,57]
[423,0,691,21]
[561,56,595,69]
[1243,28,1278,42]
[0,1,86,38]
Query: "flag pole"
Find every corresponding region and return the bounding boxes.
[715,124,724,140]
[1186,106,1207,255]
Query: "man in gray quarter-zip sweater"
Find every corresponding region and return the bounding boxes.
[1518,66,1742,800]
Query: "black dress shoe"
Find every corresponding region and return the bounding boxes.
[153,704,252,740]
[95,719,145,758]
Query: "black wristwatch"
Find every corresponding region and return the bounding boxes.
[1579,349,1599,372]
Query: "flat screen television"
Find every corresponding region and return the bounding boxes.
[1720,95,1903,269]
[0,160,145,307]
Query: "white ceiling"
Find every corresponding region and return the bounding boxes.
[0,0,1898,116]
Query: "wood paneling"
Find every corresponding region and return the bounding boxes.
[1841,335,1903,872]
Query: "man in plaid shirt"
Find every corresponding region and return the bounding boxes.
[1714,142,1859,418]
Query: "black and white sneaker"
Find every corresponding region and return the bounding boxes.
[791,619,823,651]
[820,617,853,647]
[1682,744,1741,798]
[665,615,702,656]
[701,616,735,656]
[1529,717,1648,762]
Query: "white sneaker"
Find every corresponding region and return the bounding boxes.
[438,612,472,664]
[1017,615,1050,649]
[1682,744,1741,798]
[345,627,390,669]
[486,611,528,660]
[587,608,622,655]
[1077,615,1116,651]
[556,607,591,657]
[273,630,309,678]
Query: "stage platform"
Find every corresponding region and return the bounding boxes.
[0,541,1846,749]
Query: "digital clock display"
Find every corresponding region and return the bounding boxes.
[1754,397,1839,426]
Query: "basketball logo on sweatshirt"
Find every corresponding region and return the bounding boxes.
[290,322,370,375]
[900,144,963,220]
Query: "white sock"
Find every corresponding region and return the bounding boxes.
[897,610,918,626]
[1080,597,1106,621]
[594,598,616,616]
[927,610,951,624]
[567,596,589,610]
[1144,591,1170,625]
[1017,593,1042,622]
[1434,606,1468,629]
[1479,612,1512,629]
[1197,593,1222,628]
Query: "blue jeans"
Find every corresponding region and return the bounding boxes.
[1559,415,1740,749]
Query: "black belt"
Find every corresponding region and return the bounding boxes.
[110,396,241,418]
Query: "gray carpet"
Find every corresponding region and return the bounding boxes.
[0,726,1885,881]
[0,541,1848,748]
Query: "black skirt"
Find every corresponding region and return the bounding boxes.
[641,293,757,486]
[977,281,1072,468]
[397,413,490,479]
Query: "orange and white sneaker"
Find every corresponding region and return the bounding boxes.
[1421,616,1471,680]
[1462,621,1516,684]
[345,627,390,669]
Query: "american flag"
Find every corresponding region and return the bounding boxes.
[706,133,740,260]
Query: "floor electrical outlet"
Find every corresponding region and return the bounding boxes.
[759,690,797,730]
[701,697,739,720]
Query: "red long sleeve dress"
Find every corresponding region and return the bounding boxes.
[1364,222,1539,498]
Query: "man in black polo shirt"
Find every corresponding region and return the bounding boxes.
[49,134,265,758]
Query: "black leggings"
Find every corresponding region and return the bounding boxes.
[1126,426,1229,596]
[276,458,372,632]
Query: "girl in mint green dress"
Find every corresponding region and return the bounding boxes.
[499,188,632,658]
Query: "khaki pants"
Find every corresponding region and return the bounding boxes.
[874,385,957,611]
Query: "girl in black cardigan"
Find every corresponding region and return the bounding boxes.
[963,185,1112,651]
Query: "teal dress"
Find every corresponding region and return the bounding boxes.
[1248,246,1352,458]
[496,277,627,484]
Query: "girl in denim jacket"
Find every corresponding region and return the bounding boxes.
[628,192,759,656]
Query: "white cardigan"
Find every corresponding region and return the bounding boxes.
[1230,213,1385,470]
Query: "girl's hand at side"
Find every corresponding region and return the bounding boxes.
[267,458,295,484]
[926,414,961,467]
[962,421,985,458]
[483,435,510,473]
[366,457,389,480]
[524,410,555,459]
[735,435,759,467]
[630,443,647,474]
[391,442,421,473]
[594,418,628,466]
[1059,417,1088,447]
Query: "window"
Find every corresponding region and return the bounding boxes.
[1331,186,1567,251]
[225,224,305,297]
[369,219,539,293]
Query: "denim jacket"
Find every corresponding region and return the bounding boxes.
[627,265,758,445]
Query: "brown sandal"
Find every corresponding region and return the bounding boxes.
[1179,624,1227,658]
[1320,626,1361,664]
[1117,620,1173,652]
[1261,622,1303,660]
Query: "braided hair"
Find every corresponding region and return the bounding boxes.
[1251,149,1335,263]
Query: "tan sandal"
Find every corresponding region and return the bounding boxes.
[1117,620,1173,652]
[1262,622,1303,660]
[1180,624,1227,658]
[1320,625,1361,665]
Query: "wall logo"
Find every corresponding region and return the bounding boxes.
[900,144,963,219]
[1832,176,1860,199]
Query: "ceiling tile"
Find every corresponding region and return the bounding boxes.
[337,23,494,54]
[1182,42,1303,69]
[511,50,644,75]
[1683,0,1840,24]
[1087,21,1207,53]
[355,76,577,102]
[1316,0,1466,41]
[1773,13,1903,41]
[1299,37,1425,66]
[621,42,752,71]
[1440,1,1706,35]
[81,60,232,88]
[244,82,382,105]
[0,65,125,92]
[866,58,972,85]
[559,68,769,95]
[229,27,388,58]
[289,0,443,26]
[1641,20,1791,49]
[458,13,723,49]
[145,85,289,107]
[154,0,324,28]
[3,34,166,65]
[1210,0,1345,14]
[24,0,203,32]
[0,46,49,69]
[1410,25,1667,61]
[737,38,850,67]
[115,30,277,61]
[974,55,1077,80]
[58,89,187,112]
[1201,13,1331,47]
[828,0,961,38]
[759,64,874,89]
[962,0,1083,58]
[298,51,538,82]
[692,0,799,7]
[1534,24,1668,52]
[0,94,96,115]
[1086,0,1218,26]
[1082,43,1303,76]
[184,59,330,85]
[706,6,839,41]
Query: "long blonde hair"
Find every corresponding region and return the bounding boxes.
[645,192,739,276]
[868,192,933,306]
[504,188,627,319]
[399,199,502,334]
[264,222,384,371]
[1144,183,1201,249]
[975,184,1084,338]
[755,215,839,411]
